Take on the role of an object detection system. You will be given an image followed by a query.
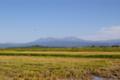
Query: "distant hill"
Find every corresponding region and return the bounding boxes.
[0,37,120,48]
[29,37,91,47]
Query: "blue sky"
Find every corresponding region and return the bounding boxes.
[0,0,120,43]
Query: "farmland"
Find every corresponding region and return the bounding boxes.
[0,47,119,80]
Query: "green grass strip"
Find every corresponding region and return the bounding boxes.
[0,53,120,59]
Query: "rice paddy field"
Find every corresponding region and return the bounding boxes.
[0,47,120,80]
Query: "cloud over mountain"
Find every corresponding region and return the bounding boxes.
[82,26,120,41]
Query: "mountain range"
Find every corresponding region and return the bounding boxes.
[0,37,120,48]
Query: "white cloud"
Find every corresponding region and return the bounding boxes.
[82,26,120,41]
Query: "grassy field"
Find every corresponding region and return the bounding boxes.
[0,48,120,80]
[1,46,120,52]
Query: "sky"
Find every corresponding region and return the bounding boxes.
[0,0,120,43]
